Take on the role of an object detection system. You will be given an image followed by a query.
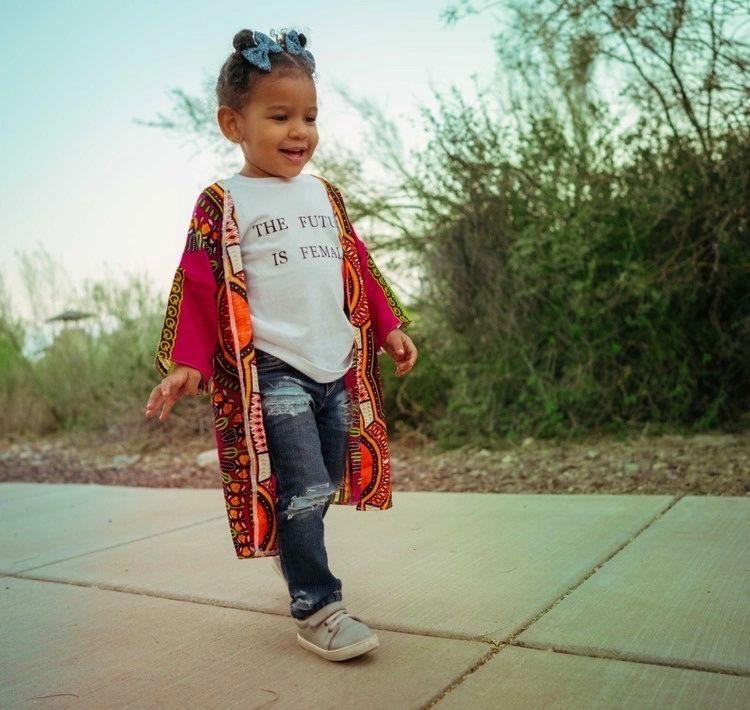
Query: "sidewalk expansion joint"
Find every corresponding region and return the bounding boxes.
[513,639,750,678]
[6,515,225,575]
[422,494,693,708]
[421,642,508,709]
[1,574,501,647]
[484,493,685,642]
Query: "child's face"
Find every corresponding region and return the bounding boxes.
[220,73,319,179]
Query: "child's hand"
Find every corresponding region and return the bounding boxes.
[383,328,417,377]
[144,365,202,422]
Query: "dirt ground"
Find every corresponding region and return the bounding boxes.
[1,422,748,496]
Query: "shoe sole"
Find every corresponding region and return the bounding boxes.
[297,631,380,661]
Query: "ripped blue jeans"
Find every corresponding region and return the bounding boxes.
[255,348,352,620]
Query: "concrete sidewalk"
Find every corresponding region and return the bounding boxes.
[1,483,748,709]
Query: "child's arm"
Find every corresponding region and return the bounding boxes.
[153,188,220,397]
[350,225,413,355]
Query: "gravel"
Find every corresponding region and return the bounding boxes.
[1,424,748,496]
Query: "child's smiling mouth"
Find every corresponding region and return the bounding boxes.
[280,147,307,164]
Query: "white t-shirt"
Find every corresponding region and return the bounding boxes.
[221,172,355,383]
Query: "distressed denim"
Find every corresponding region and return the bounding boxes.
[255,348,352,620]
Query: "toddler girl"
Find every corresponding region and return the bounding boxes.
[144,27,417,662]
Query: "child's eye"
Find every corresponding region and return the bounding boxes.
[271,115,316,123]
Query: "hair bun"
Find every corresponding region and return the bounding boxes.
[233,29,257,52]
[298,33,307,47]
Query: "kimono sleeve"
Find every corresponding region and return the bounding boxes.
[155,190,220,394]
[351,225,413,354]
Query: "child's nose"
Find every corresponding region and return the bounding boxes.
[289,120,310,135]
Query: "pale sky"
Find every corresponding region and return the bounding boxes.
[0,0,503,322]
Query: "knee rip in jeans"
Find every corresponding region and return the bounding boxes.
[282,482,336,521]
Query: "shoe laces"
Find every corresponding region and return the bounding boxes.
[323,608,354,634]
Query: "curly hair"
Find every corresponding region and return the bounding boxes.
[216,28,317,111]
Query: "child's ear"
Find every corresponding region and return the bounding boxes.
[217,105,242,143]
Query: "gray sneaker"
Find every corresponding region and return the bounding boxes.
[295,600,379,661]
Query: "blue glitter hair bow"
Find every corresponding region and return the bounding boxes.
[239,29,315,73]
[282,30,316,72]
[240,30,283,72]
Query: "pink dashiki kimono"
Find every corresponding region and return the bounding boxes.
[155,176,413,559]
